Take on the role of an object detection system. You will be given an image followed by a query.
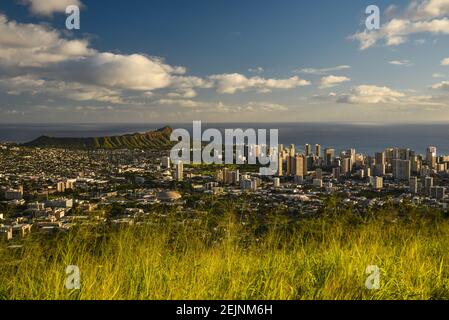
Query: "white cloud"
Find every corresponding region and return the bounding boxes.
[389,60,414,66]
[248,67,264,73]
[170,76,213,89]
[311,92,338,102]
[337,84,444,106]
[442,57,449,65]
[405,0,449,20]
[166,88,198,99]
[21,0,83,16]
[319,75,350,88]
[433,73,447,77]
[0,14,94,67]
[297,65,351,75]
[157,99,209,108]
[338,85,406,104]
[0,75,123,104]
[0,14,214,104]
[209,73,310,94]
[245,102,289,112]
[351,0,449,50]
[432,80,449,90]
[62,53,178,91]
[165,76,214,98]
[154,99,289,113]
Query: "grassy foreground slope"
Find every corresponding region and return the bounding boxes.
[1,202,449,300]
[23,126,173,150]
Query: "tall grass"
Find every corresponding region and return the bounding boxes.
[1,205,449,300]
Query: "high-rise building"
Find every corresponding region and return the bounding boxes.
[430,186,446,200]
[290,144,295,157]
[410,155,421,174]
[393,160,411,181]
[341,158,352,177]
[315,144,321,158]
[425,176,434,194]
[348,149,356,170]
[277,154,283,176]
[175,161,184,182]
[286,156,292,176]
[324,148,335,168]
[409,177,418,194]
[223,169,239,185]
[364,167,371,178]
[304,144,312,157]
[426,146,437,168]
[332,167,341,180]
[384,148,394,165]
[394,148,411,161]
[370,176,383,190]
[375,177,383,190]
[295,154,305,177]
[303,155,309,177]
[366,155,375,167]
[375,152,385,166]
[374,164,386,177]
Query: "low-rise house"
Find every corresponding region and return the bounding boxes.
[0,226,12,241]
[12,224,32,238]
[46,198,73,209]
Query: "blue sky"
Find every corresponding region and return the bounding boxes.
[1,0,449,123]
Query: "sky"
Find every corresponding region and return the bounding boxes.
[0,0,449,123]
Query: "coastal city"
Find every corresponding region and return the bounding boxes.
[1,137,448,242]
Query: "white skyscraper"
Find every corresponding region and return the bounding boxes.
[175,161,184,182]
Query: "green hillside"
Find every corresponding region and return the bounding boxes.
[23,126,174,150]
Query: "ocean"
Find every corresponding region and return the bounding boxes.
[1,123,449,156]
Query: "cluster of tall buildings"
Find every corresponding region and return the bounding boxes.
[277,144,359,180]
[277,144,319,178]
[160,156,184,182]
[272,143,448,198]
[217,168,240,185]
[215,168,260,191]
[163,142,448,199]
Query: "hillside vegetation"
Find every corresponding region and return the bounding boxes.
[23,126,173,150]
[1,200,449,300]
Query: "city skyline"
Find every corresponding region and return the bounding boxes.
[1,0,449,123]
[4,0,449,304]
